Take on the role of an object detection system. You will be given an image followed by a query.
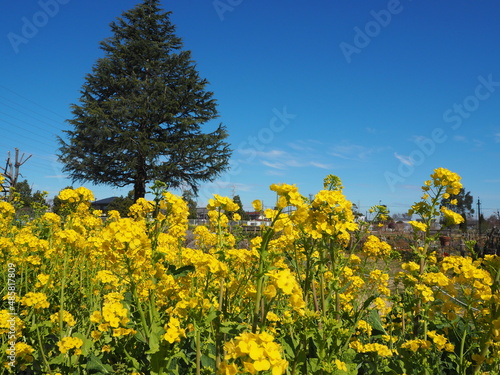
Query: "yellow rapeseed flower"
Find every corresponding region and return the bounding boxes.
[57,336,83,354]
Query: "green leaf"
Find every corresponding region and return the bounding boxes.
[145,321,164,354]
[49,353,66,365]
[86,353,112,373]
[145,332,160,354]
[204,307,218,324]
[134,330,148,344]
[201,353,216,369]
[168,265,195,279]
[73,331,92,356]
[281,335,298,358]
[367,308,387,335]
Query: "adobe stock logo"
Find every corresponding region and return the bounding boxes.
[198,106,296,202]
[339,0,405,64]
[7,0,70,54]
[213,0,243,21]
[384,74,500,192]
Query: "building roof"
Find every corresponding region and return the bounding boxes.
[92,197,119,205]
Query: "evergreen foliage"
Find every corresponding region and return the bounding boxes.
[441,188,474,232]
[58,0,231,200]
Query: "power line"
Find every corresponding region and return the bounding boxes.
[0,99,65,133]
[0,113,60,144]
[0,85,67,121]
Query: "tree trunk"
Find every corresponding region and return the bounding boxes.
[134,160,147,201]
[134,180,146,201]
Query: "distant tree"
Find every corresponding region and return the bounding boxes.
[392,212,412,221]
[488,212,500,228]
[233,195,249,220]
[182,190,198,220]
[107,191,135,217]
[58,0,231,201]
[479,213,488,233]
[52,186,73,215]
[441,188,474,232]
[351,203,364,220]
[11,180,47,213]
[13,180,34,208]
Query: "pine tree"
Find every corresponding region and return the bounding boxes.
[58,0,231,200]
[441,188,474,232]
[233,195,249,220]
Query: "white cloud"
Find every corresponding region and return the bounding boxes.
[44,174,69,179]
[202,181,253,191]
[266,169,285,176]
[329,141,384,161]
[453,135,467,142]
[287,139,323,152]
[472,139,485,149]
[237,141,333,173]
[310,161,331,169]
[262,160,287,170]
[237,149,286,159]
[394,152,413,166]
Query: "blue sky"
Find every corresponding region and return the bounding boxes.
[1,0,500,217]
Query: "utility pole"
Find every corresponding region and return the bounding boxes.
[2,148,32,198]
[477,198,481,235]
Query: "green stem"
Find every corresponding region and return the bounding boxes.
[215,278,225,369]
[252,210,281,332]
[125,256,150,340]
[59,248,69,339]
[459,328,467,375]
[472,341,489,375]
[35,316,51,372]
[132,284,150,340]
[195,325,201,375]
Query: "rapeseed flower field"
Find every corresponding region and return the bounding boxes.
[1,169,499,374]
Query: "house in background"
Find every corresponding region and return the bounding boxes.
[91,197,119,215]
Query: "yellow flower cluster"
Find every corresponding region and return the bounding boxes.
[20,292,50,310]
[265,268,305,313]
[427,330,455,352]
[90,293,134,337]
[0,310,24,336]
[128,198,154,219]
[270,183,304,209]
[58,187,95,203]
[50,310,76,327]
[401,339,431,353]
[428,167,462,197]
[222,331,288,375]
[369,270,391,296]
[356,320,373,336]
[0,201,15,216]
[408,220,427,232]
[349,340,393,357]
[207,194,240,212]
[362,235,392,258]
[252,199,263,211]
[94,270,121,288]
[440,206,465,225]
[13,342,35,363]
[307,187,358,242]
[163,317,186,344]
[441,256,493,303]
[415,283,435,303]
[57,336,83,354]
